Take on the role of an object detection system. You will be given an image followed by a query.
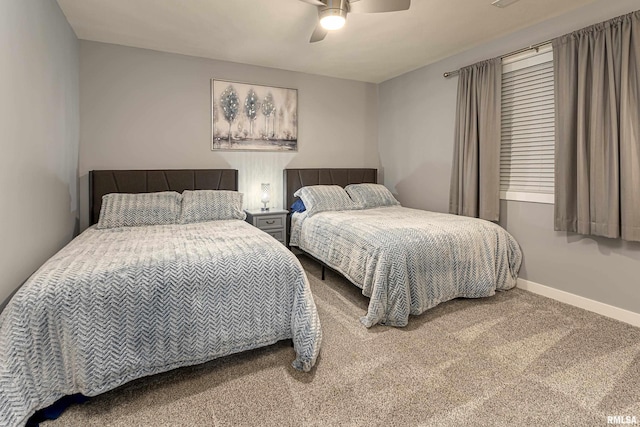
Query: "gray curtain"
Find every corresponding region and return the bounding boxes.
[554,11,640,242]
[449,58,502,221]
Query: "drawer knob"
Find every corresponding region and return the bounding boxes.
[266,220,275,224]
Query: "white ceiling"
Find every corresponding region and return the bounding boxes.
[56,0,597,83]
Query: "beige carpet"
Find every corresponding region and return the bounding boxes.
[47,256,640,426]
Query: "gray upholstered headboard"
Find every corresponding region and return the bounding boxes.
[89,169,238,225]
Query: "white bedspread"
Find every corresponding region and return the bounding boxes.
[293,206,522,328]
[0,221,321,427]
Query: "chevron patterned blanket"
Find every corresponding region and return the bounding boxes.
[0,221,321,427]
[294,206,522,328]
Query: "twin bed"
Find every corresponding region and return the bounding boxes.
[0,167,522,426]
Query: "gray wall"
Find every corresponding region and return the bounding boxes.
[0,0,79,306]
[379,0,640,314]
[79,41,379,230]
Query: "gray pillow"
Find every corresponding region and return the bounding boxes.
[179,190,246,223]
[97,191,182,229]
[345,183,400,209]
[293,185,361,217]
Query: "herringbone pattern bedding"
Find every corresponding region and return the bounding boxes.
[179,190,246,223]
[97,191,182,229]
[294,185,361,217]
[345,183,400,208]
[0,221,321,427]
[294,206,522,327]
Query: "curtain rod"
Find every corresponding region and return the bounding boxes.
[442,39,552,78]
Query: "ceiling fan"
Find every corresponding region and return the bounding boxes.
[299,0,411,43]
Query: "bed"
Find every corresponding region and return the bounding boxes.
[0,169,321,427]
[284,168,522,328]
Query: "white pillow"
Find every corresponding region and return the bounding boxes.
[97,192,182,229]
[293,185,361,217]
[179,190,246,223]
[345,183,400,209]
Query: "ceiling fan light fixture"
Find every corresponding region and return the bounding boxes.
[320,8,347,30]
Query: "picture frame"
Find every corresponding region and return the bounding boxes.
[211,79,298,151]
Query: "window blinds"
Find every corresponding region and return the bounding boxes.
[500,46,554,203]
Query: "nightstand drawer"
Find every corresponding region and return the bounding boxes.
[265,230,284,241]
[244,209,288,248]
[256,216,284,229]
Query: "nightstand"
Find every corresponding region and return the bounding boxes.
[244,209,288,245]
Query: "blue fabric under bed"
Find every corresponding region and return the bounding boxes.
[26,395,89,426]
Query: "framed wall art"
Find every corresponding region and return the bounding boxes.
[211,79,298,151]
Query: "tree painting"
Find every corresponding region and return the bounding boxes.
[212,80,297,151]
[261,92,275,138]
[220,85,239,143]
[244,89,260,136]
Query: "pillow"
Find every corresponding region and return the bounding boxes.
[290,199,306,213]
[97,191,182,229]
[293,185,361,217]
[345,183,400,209]
[179,190,246,223]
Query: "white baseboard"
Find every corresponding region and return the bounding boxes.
[517,278,640,328]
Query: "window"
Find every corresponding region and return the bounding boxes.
[500,44,554,204]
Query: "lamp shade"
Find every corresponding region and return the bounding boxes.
[260,183,270,211]
[260,183,270,203]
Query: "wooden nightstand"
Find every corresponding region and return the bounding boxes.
[244,209,288,245]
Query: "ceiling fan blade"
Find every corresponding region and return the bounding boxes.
[298,0,326,6]
[310,23,328,43]
[348,0,410,13]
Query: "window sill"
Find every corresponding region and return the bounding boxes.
[500,191,554,204]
